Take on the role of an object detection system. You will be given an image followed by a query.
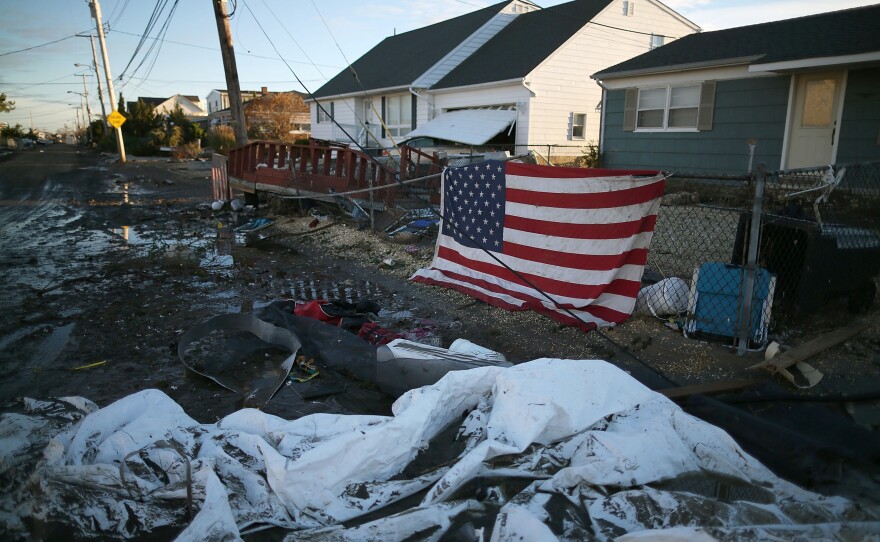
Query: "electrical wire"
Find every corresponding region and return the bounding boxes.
[0,35,78,57]
[116,0,181,86]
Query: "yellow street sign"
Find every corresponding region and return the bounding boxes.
[107,110,126,129]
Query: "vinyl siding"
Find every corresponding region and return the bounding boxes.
[836,67,880,164]
[602,75,791,174]
[526,0,697,153]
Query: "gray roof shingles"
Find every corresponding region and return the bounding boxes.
[312,1,511,98]
[434,0,608,89]
[595,3,880,79]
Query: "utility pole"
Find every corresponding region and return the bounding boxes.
[212,0,248,147]
[89,0,126,163]
[88,35,109,127]
[80,74,93,143]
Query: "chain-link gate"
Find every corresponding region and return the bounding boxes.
[638,161,880,352]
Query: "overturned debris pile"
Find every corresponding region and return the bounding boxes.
[3,359,879,540]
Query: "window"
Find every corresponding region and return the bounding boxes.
[383,94,412,138]
[635,84,701,130]
[570,112,586,140]
[623,0,633,16]
[317,101,333,123]
[650,34,664,49]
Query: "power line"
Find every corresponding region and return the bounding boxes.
[0,35,78,58]
[108,29,342,69]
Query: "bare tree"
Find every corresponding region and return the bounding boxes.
[245,92,308,143]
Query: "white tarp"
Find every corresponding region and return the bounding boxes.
[2,359,879,541]
[405,109,516,146]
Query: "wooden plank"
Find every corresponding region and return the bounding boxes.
[749,322,870,372]
[659,378,765,399]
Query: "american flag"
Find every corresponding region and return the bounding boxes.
[410,160,665,329]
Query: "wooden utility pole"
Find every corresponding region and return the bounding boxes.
[212,0,248,147]
[89,0,126,163]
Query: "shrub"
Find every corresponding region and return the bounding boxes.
[207,125,236,155]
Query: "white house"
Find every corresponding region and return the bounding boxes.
[143,95,206,117]
[308,0,699,160]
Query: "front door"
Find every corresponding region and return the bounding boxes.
[786,71,845,169]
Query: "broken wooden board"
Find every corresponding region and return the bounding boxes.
[659,378,765,400]
[749,322,870,372]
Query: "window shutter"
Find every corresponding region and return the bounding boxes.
[697,81,716,131]
[330,101,335,121]
[411,94,417,129]
[623,88,638,131]
[381,97,386,138]
[567,112,574,140]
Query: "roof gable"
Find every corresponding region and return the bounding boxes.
[434,0,609,90]
[312,1,512,98]
[595,4,880,79]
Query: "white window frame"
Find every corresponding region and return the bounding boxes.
[650,34,664,50]
[383,94,412,139]
[317,102,333,123]
[635,84,701,132]
[570,112,587,140]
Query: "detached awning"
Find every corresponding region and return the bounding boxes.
[406,109,516,145]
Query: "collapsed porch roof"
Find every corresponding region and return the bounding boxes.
[405,109,516,145]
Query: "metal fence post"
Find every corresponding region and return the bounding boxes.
[738,163,766,355]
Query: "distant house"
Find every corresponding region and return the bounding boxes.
[308,0,698,159]
[206,88,267,127]
[129,94,206,119]
[592,4,880,174]
[208,87,310,139]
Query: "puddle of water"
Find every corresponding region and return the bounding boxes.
[30,323,75,369]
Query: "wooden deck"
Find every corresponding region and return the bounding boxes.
[226,139,443,209]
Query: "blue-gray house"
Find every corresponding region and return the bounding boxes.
[591,4,880,175]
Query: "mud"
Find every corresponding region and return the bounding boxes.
[1,145,879,502]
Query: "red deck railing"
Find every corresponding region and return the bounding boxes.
[226,139,444,208]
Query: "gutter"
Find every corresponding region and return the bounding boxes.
[595,79,608,157]
[591,55,765,81]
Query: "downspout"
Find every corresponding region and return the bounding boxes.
[595,79,609,158]
[520,78,537,155]
[409,87,434,121]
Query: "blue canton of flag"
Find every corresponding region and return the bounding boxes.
[442,160,506,251]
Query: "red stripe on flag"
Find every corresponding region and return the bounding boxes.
[507,180,665,209]
[504,214,658,239]
[435,267,641,304]
[498,242,649,271]
[436,246,643,299]
[506,162,659,179]
[409,273,630,328]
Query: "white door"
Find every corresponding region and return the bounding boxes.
[786,71,844,169]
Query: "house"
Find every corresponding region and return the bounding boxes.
[206,88,268,120]
[207,87,310,139]
[243,91,311,141]
[592,4,880,174]
[128,95,206,119]
[308,0,699,160]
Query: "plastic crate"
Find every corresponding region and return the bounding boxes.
[685,262,776,345]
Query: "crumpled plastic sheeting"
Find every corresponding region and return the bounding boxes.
[3,360,879,541]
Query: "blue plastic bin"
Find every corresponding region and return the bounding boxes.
[685,262,776,345]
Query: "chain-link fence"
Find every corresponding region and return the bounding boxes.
[224,141,879,349]
[639,161,880,350]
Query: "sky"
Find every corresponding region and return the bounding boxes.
[1,0,876,133]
